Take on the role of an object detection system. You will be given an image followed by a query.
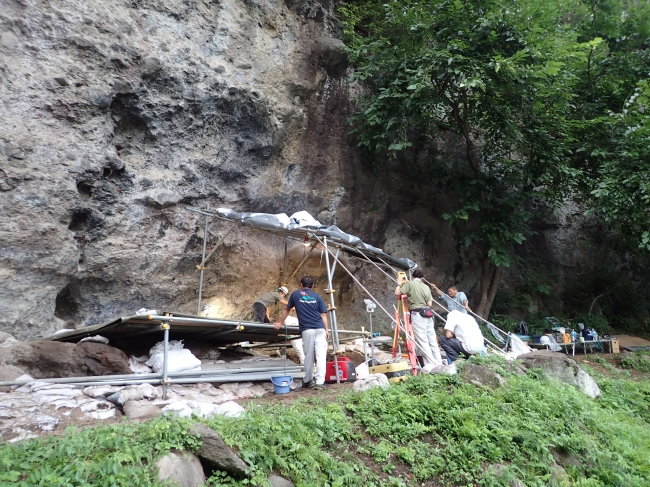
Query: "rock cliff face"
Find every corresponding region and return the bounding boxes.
[0,0,629,340]
[0,0,410,339]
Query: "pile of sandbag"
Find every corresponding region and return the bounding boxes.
[124,340,202,375]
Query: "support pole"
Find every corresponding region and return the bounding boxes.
[322,237,341,384]
[287,244,316,282]
[161,322,170,399]
[197,212,210,316]
[282,238,288,284]
[198,222,238,269]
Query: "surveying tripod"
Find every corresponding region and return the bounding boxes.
[392,289,420,376]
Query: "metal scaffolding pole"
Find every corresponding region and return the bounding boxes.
[322,237,341,384]
[161,321,170,399]
[197,211,210,316]
[282,237,288,284]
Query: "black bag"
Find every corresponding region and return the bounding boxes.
[418,307,434,318]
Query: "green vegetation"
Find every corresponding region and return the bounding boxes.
[2,361,650,486]
[340,0,650,319]
[0,416,199,486]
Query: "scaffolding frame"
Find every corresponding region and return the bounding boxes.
[185,206,418,383]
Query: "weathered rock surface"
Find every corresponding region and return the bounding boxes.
[190,423,249,477]
[268,474,295,487]
[460,363,506,389]
[0,0,625,341]
[0,340,131,378]
[156,451,206,487]
[518,351,601,398]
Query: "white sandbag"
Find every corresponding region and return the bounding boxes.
[146,349,201,373]
[78,400,117,420]
[13,380,51,393]
[284,316,299,327]
[10,374,34,390]
[422,362,457,375]
[162,401,195,418]
[290,338,305,365]
[354,373,390,392]
[129,356,153,374]
[83,385,124,399]
[105,384,159,407]
[79,335,109,344]
[355,362,369,380]
[214,401,245,418]
[149,340,185,356]
[136,308,158,316]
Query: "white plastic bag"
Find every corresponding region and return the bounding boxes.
[129,356,153,374]
[214,401,245,418]
[290,338,305,365]
[355,362,369,380]
[422,362,457,375]
[146,349,201,373]
[149,340,184,356]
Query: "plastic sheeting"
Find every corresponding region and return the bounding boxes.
[212,208,417,271]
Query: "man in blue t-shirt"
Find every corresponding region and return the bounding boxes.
[275,276,330,390]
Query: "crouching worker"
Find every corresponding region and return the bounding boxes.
[252,286,289,323]
[439,310,485,363]
[274,276,329,390]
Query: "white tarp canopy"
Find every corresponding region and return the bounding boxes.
[187,207,418,271]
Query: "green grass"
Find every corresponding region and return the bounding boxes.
[0,417,200,486]
[1,361,649,487]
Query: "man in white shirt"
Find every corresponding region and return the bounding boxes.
[439,310,485,362]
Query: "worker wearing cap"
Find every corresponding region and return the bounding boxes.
[395,269,443,368]
[274,276,329,390]
[252,286,289,323]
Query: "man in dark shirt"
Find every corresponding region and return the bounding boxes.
[275,276,329,390]
[252,286,288,323]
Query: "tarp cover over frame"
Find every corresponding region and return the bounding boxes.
[193,207,417,271]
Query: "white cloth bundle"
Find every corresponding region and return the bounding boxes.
[146,349,201,373]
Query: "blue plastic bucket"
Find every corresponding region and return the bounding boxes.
[270,375,293,394]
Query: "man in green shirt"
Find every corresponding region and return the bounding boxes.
[252,286,289,323]
[395,270,443,368]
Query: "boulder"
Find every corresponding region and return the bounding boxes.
[73,342,132,375]
[0,340,131,379]
[313,37,349,77]
[127,403,161,420]
[156,451,206,487]
[268,474,295,487]
[518,351,601,398]
[189,423,249,478]
[460,363,506,389]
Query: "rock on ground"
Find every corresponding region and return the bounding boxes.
[460,363,506,389]
[189,423,249,478]
[122,400,162,419]
[0,340,131,378]
[156,451,206,487]
[268,474,295,487]
[518,351,601,398]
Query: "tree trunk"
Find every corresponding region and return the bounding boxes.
[474,258,502,319]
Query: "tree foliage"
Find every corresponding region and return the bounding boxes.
[341,0,650,315]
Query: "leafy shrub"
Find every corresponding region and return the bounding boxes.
[203,399,380,487]
[0,416,199,486]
